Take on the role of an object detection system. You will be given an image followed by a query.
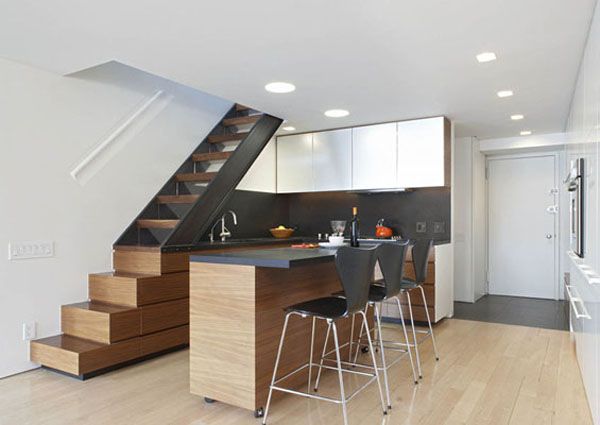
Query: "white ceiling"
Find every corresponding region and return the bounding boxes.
[0,0,596,138]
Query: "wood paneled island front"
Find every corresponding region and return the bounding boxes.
[189,247,363,416]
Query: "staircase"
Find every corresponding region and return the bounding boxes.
[31,104,283,378]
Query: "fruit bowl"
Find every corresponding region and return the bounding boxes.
[270,227,295,239]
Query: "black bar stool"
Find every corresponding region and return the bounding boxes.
[401,239,439,379]
[314,242,419,411]
[262,246,387,425]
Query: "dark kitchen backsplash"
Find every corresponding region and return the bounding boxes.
[286,189,450,241]
[211,188,450,242]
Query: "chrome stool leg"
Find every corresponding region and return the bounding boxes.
[405,290,423,379]
[308,317,316,392]
[373,303,391,409]
[313,321,331,391]
[358,310,388,416]
[331,320,349,425]
[419,284,439,361]
[263,313,291,425]
[393,296,418,384]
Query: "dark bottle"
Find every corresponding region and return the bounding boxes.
[350,207,360,247]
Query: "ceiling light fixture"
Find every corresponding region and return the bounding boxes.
[511,114,524,120]
[497,90,514,98]
[520,130,532,136]
[324,109,350,118]
[476,52,497,63]
[282,126,296,131]
[265,82,296,93]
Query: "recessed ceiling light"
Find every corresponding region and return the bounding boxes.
[520,130,532,136]
[476,52,497,63]
[497,90,514,98]
[324,109,350,118]
[282,126,296,131]
[265,82,296,93]
[511,114,524,120]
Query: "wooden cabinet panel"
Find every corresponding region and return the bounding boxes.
[141,299,189,335]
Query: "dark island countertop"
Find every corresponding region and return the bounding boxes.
[191,247,339,269]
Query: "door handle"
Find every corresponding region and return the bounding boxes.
[546,234,553,239]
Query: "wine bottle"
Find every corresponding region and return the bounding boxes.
[350,207,360,247]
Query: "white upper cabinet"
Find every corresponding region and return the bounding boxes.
[276,116,449,193]
[352,123,397,190]
[276,133,314,193]
[237,138,277,193]
[313,129,352,191]
[397,117,447,188]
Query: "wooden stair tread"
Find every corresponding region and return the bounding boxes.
[175,172,217,182]
[192,151,232,162]
[137,219,179,229]
[31,326,189,376]
[235,104,250,111]
[63,301,137,315]
[156,194,200,204]
[222,115,262,127]
[32,334,106,353]
[208,132,248,144]
[90,271,159,279]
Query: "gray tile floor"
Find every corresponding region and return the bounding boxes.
[454,295,569,331]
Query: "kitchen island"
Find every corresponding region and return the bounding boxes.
[189,247,363,416]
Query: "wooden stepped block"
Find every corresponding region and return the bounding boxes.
[208,132,248,144]
[113,247,190,274]
[31,325,189,378]
[156,194,199,204]
[141,298,189,334]
[89,272,189,307]
[192,151,232,162]
[61,302,140,344]
[222,115,262,127]
[137,219,179,229]
[175,172,217,182]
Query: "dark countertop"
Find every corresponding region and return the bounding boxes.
[190,237,451,269]
[191,237,307,251]
[191,247,338,269]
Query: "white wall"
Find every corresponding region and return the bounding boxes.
[0,59,232,377]
[453,137,486,302]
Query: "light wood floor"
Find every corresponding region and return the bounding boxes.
[0,319,592,425]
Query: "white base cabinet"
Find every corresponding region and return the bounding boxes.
[568,253,600,424]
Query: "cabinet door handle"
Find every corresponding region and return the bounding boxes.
[565,284,591,319]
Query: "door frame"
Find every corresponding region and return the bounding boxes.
[485,151,561,300]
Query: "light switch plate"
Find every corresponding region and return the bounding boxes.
[22,322,36,341]
[8,241,54,260]
[433,221,445,233]
[416,222,427,233]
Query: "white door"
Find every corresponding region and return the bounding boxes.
[312,129,352,191]
[488,154,557,299]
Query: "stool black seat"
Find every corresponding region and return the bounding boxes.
[285,297,347,319]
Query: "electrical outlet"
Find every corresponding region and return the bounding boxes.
[22,322,36,341]
[416,222,427,233]
[433,221,445,233]
[8,241,54,260]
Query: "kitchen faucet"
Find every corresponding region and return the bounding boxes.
[209,210,238,242]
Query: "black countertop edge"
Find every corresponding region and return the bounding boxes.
[190,247,338,269]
